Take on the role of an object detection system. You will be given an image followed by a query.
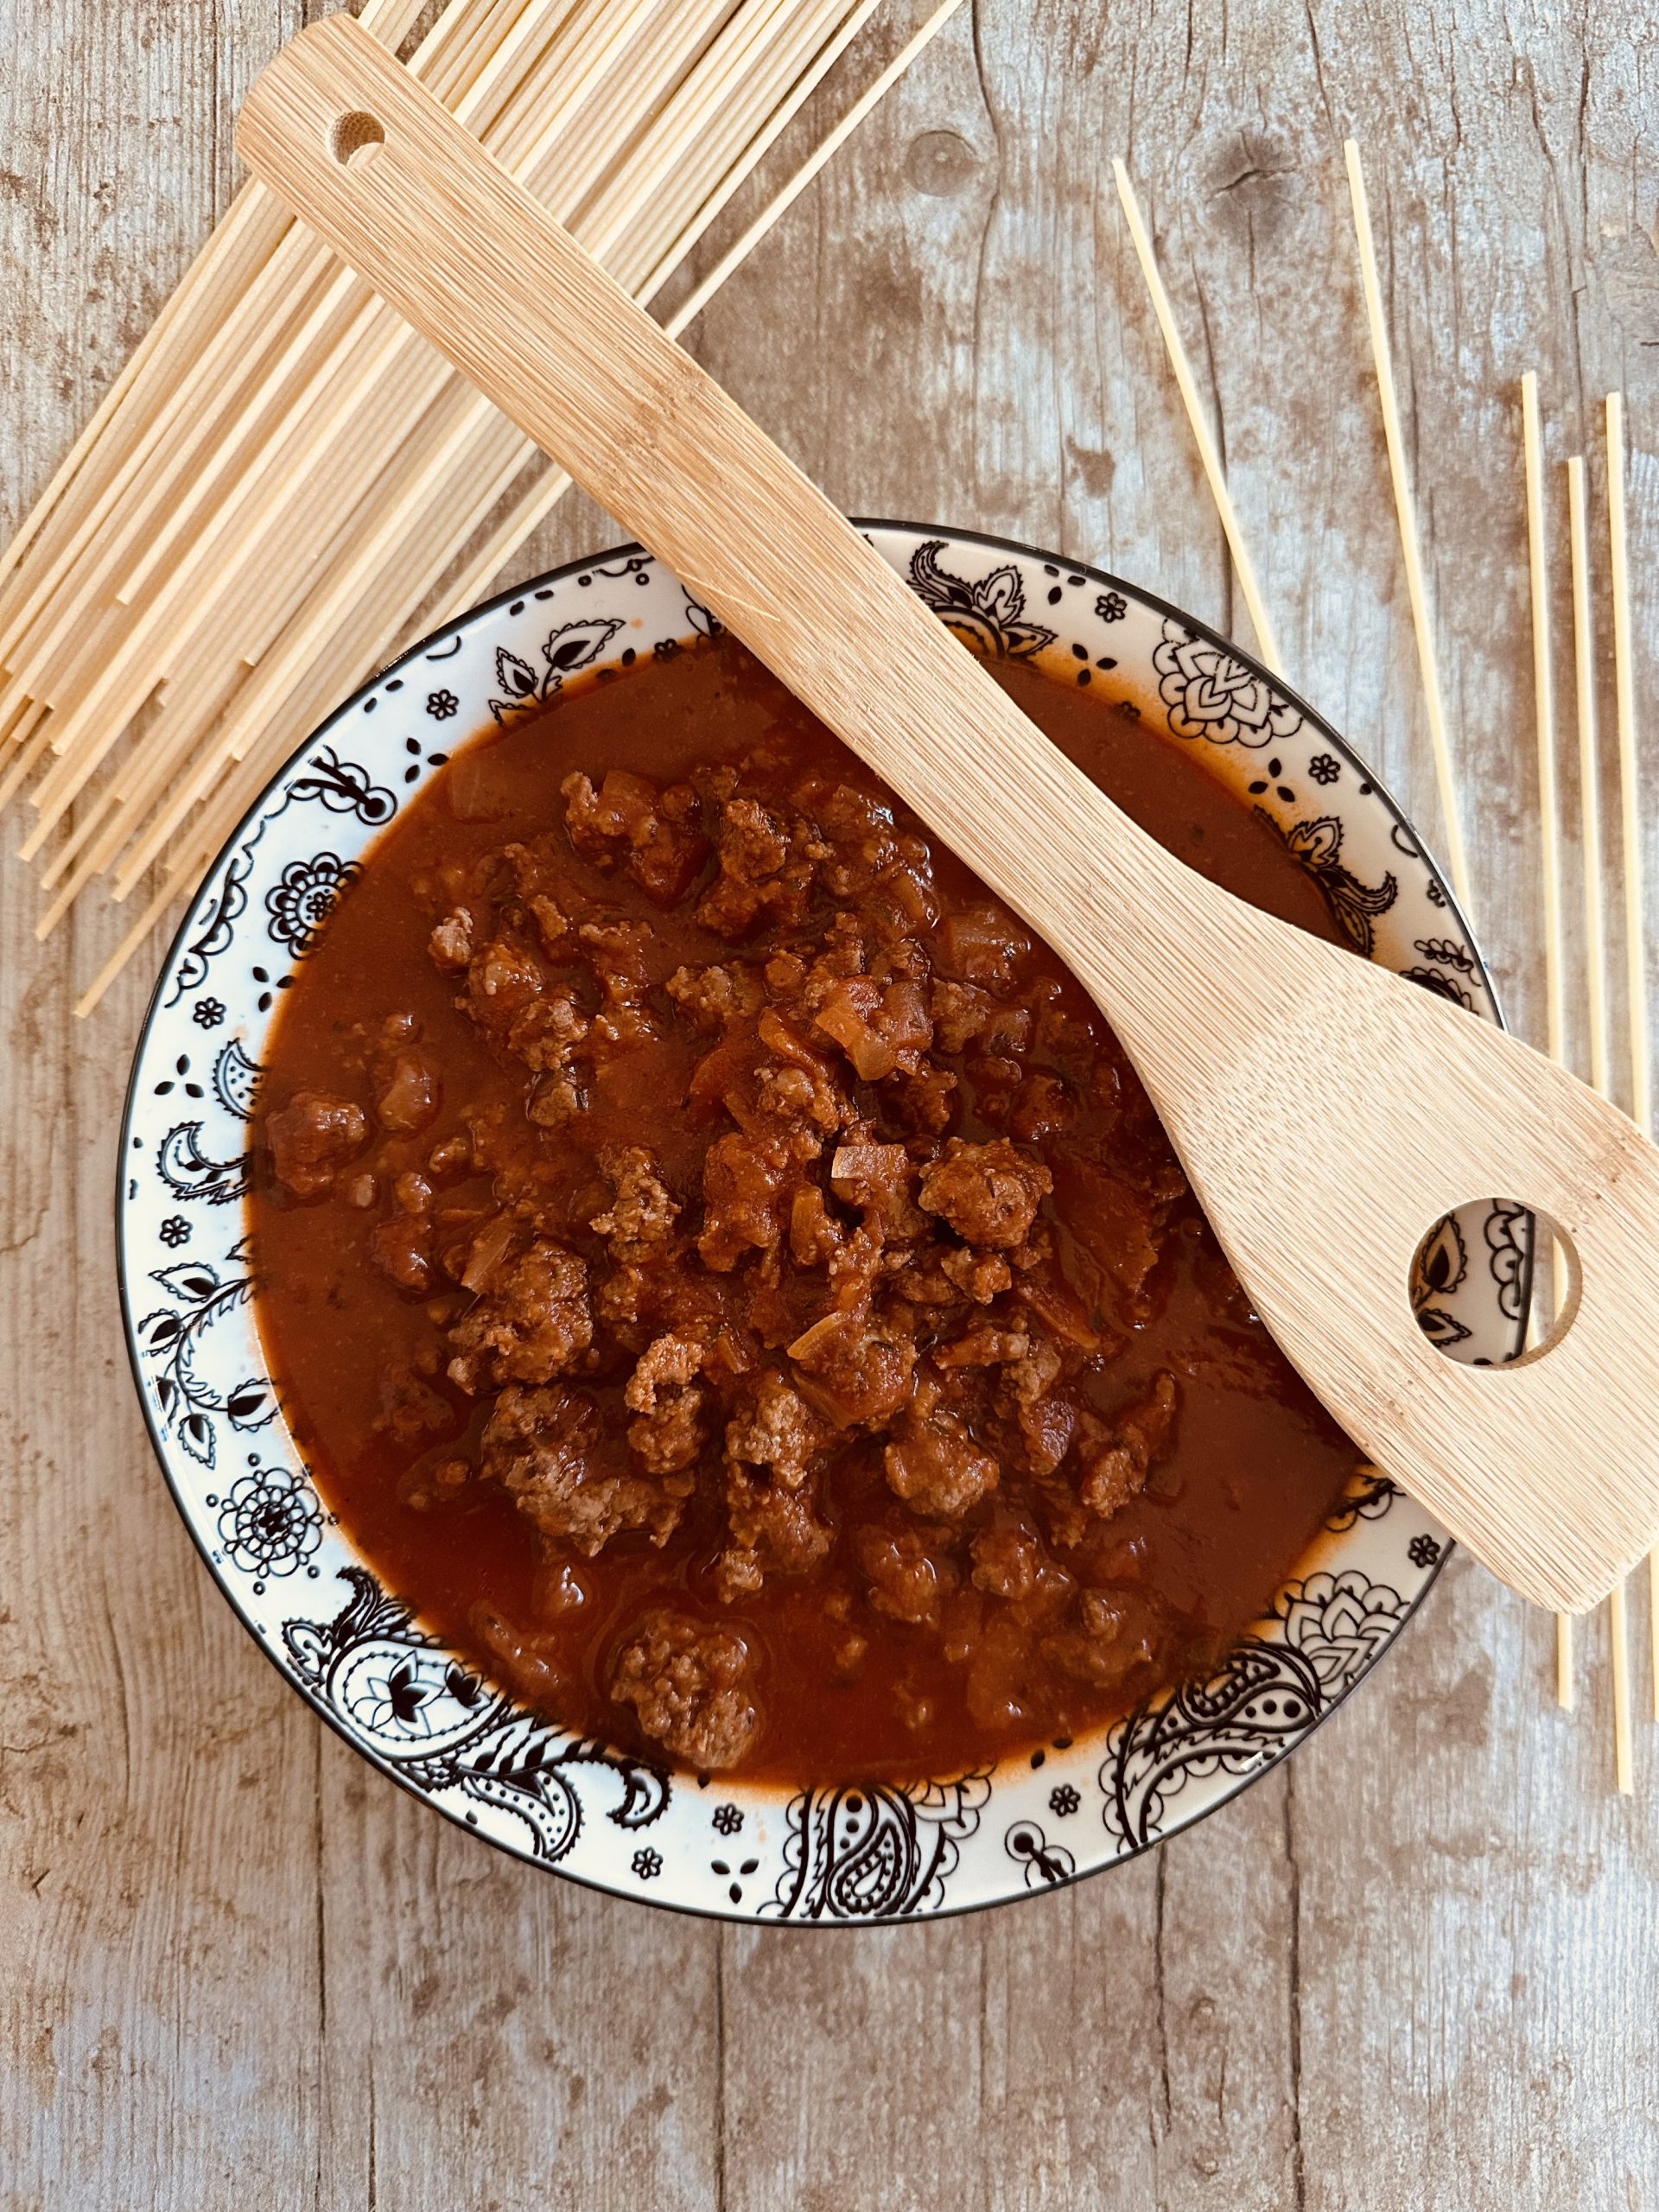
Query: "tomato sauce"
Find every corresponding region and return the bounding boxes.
[248,637,1357,1783]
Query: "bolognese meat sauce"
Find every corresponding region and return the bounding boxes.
[250,637,1361,1782]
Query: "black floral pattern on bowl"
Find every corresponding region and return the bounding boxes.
[210,1460,322,1588]
[265,853,360,957]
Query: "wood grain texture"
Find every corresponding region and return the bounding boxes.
[3,2,1658,2206]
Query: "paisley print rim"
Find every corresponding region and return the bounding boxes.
[118,522,1521,1925]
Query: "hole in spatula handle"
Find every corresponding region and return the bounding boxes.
[1410,1201,1573,1366]
[332,110,385,168]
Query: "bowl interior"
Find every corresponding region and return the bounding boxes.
[118,523,1517,1923]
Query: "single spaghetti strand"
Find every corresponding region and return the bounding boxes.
[1111,159,1285,680]
[1523,379,1567,1071]
[1608,399,1652,1135]
[1568,448,1631,1793]
[0,691,39,747]
[1568,457,1611,1096]
[1521,375,1574,1711]
[1611,1580,1635,1793]
[1606,392,1657,1723]
[1344,140,1471,915]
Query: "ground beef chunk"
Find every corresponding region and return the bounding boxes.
[884,1402,998,1519]
[931,978,1007,1055]
[718,1370,834,1599]
[828,1141,924,1236]
[508,989,587,1075]
[667,960,764,1030]
[1001,1335,1077,1478]
[625,1333,706,1474]
[1077,1372,1180,1520]
[918,1136,1052,1249]
[375,1372,455,1447]
[562,768,708,905]
[720,1474,834,1601]
[481,1384,690,1554]
[716,796,788,878]
[756,1061,841,1152]
[698,1130,791,1269]
[429,861,598,1122]
[1007,1071,1073,1144]
[697,795,814,936]
[267,1090,367,1198]
[578,918,659,1049]
[447,1243,594,1392]
[371,1213,433,1294]
[934,1322,1031,1370]
[859,1524,958,1627]
[969,1521,1046,1601]
[787,1304,916,1428]
[429,907,475,970]
[939,1246,1012,1304]
[609,1610,758,1770]
[590,1146,680,1262]
[724,1368,823,1486]
[467,935,545,1019]
[886,1061,957,1133]
[1041,1588,1158,1688]
[373,1049,440,1133]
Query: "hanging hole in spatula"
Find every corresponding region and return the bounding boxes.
[1409,1200,1562,1366]
[332,111,385,168]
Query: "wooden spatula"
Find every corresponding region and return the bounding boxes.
[237,16,1659,1612]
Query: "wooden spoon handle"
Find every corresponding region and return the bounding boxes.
[237,16,1659,1613]
[234,17,1190,992]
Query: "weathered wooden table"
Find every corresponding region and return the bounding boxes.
[4,3,1656,2204]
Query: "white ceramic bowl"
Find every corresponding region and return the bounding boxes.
[118,524,1522,1923]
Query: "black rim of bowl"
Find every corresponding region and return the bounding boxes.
[115,518,1507,1925]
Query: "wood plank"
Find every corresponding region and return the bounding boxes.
[311,1726,722,2210]
[0,5,327,2206]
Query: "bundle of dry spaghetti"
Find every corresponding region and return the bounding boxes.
[0,0,965,1013]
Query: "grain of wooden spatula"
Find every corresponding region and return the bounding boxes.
[238,16,1659,1612]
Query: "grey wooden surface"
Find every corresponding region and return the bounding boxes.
[3,3,1657,2206]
